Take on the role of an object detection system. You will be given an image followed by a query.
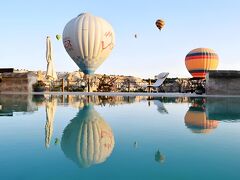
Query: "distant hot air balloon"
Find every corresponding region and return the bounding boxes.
[62,13,115,75]
[155,19,165,31]
[134,34,137,38]
[61,104,115,168]
[56,34,61,41]
[185,48,219,78]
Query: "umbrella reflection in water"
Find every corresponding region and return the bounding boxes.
[45,97,57,148]
[154,100,168,114]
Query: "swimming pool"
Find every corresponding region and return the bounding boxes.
[0,94,239,180]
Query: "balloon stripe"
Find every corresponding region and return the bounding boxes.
[189,69,207,73]
[94,122,101,162]
[185,56,218,60]
[92,16,99,59]
[83,15,89,59]
[191,73,206,78]
[88,15,95,61]
[78,118,84,164]
[186,60,218,69]
[96,18,104,63]
[81,123,88,165]
[186,52,217,57]
[78,16,84,60]
[87,122,94,164]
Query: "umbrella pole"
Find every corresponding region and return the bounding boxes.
[87,76,90,92]
[148,78,151,93]
[62,79,64,92]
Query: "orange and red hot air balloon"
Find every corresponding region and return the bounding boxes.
[185,48,219,78]
[155,19,165,31]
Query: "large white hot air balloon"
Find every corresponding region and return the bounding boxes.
[62,13,115,74]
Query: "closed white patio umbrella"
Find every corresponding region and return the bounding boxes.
[46,36,57,81]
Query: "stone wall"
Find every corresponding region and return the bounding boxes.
[206,70,240,95]
[0,72,37,92]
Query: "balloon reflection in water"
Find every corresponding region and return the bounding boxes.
[155,150,165,164]
[184,98,218,134]
[54,138,60,145]
[61,104,115,168]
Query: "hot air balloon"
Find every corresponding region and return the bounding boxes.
[134,34,137,38]
[155,19,165,31]
[62,13,115,75]
[56,34,61,41]
[61,104,115,168]
[185,48,219,78]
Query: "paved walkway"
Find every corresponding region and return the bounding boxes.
[1,91,240,97]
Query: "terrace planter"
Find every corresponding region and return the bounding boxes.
[32,81,46,92]
[33,86,45,92]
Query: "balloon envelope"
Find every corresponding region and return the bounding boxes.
[62,13,115,74]
[155,19,165,30]
[56,34,61,40]
[185,48,219,78]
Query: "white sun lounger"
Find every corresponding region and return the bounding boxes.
[143,72,169,90]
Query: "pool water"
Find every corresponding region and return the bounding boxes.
[0,95,240,180]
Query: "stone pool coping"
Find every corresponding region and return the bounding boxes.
[1,91,240,97]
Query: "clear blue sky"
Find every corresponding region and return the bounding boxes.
[0,0,240,78]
